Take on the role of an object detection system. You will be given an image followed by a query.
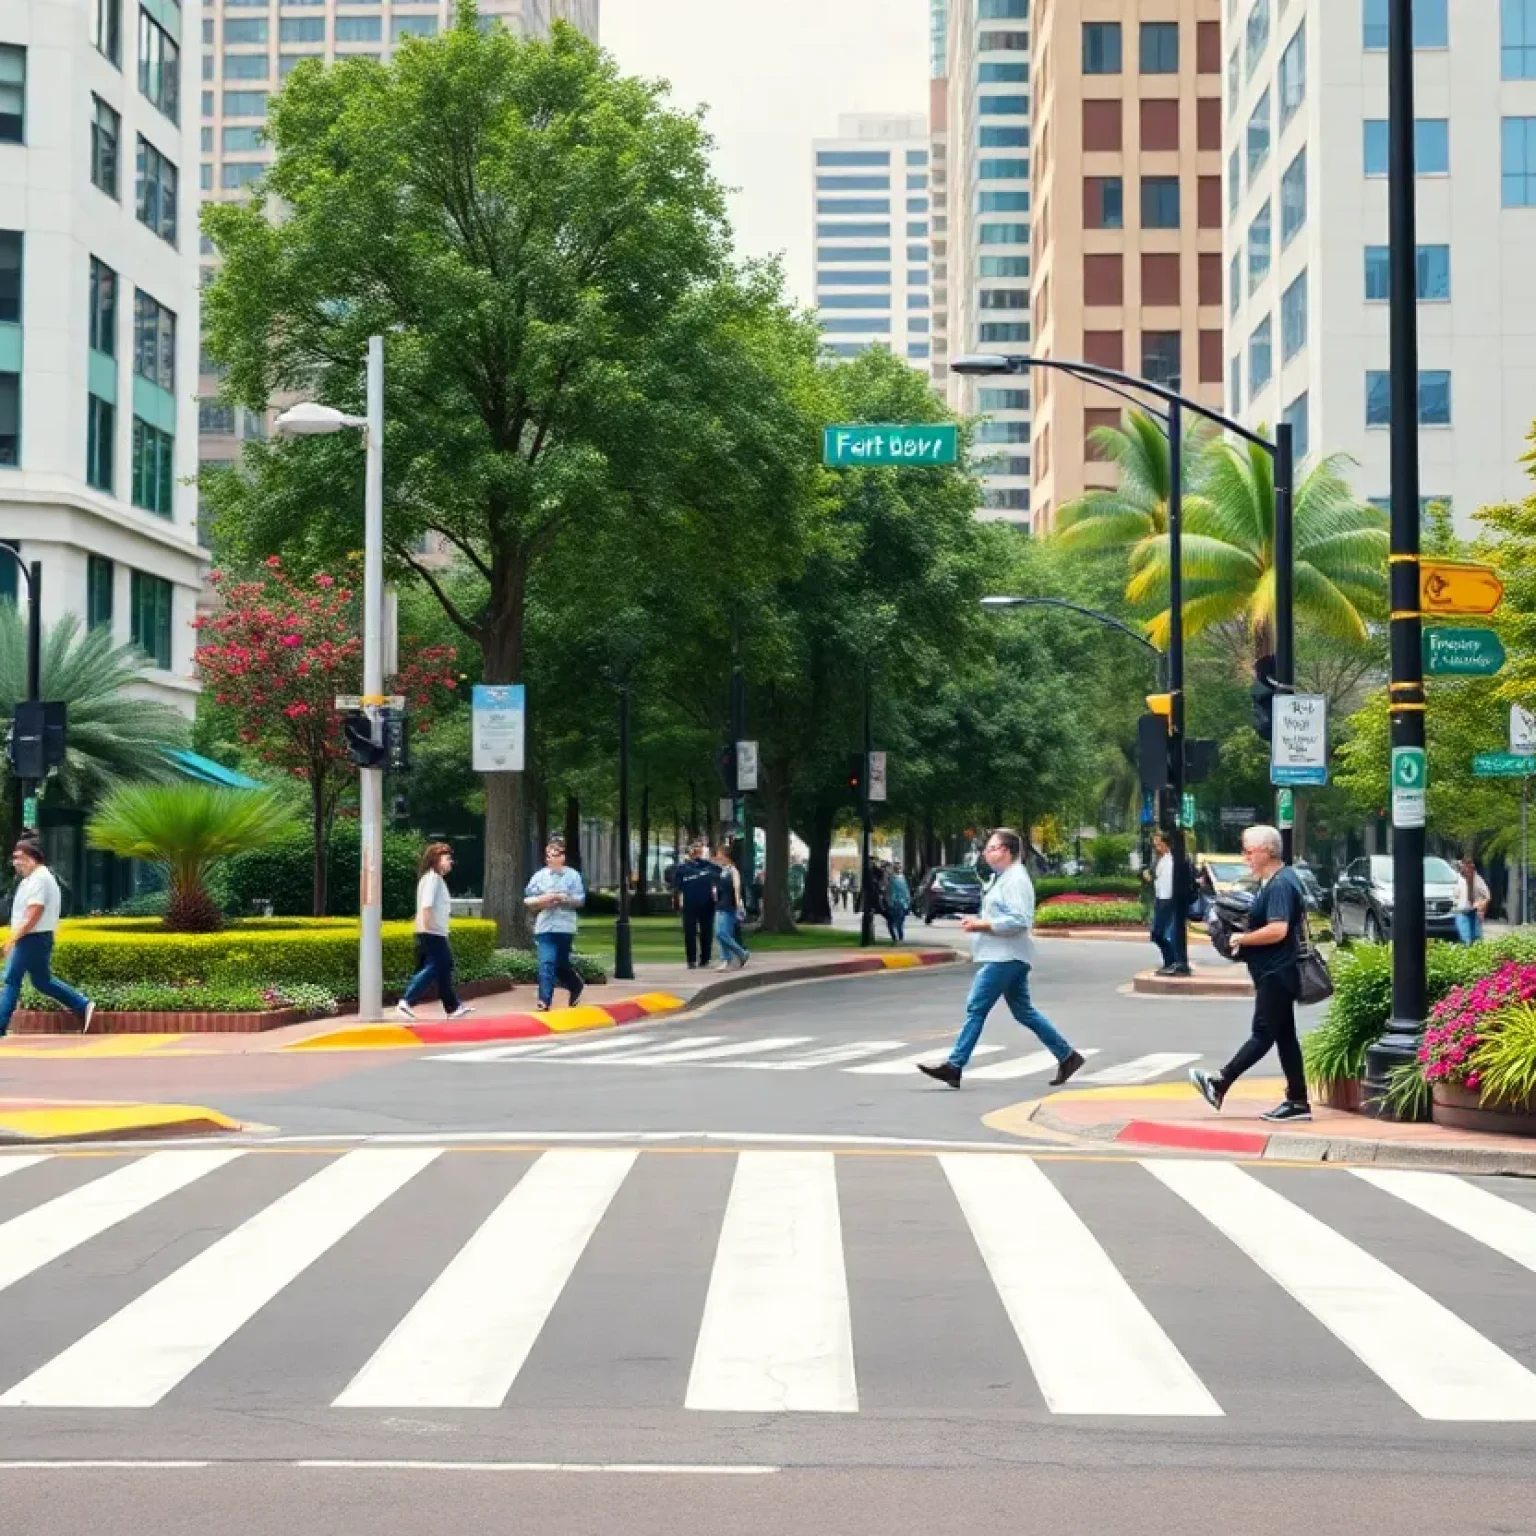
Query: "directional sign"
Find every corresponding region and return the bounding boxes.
[1392,746,1427,827]
[822,424,959,467]
[1513,705,1536,755]
[1270,694,1328,786]
[1421,561,1504,617]
[1422,627,1506,677]
[1180,793,1196,830]
[1473,752,1536,778]
[1276,789,1294,831]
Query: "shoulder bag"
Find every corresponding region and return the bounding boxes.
[1295,898,1334,1007]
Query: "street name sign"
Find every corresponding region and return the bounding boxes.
[1473,752,1536,778]
[1512,705,1536,755]
[1276,789,1294,830]
[1270,693,1329,786]
[1421,561,1504,617]
[334,694,405,711]
[1392,746,1427,827]
[822,424,959,467]
[471,684,525,772]
[1422,627,1506,677]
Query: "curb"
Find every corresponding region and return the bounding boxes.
[1131,968,1253,998]
[0,1102,244,1146]
[675,948,959,1011]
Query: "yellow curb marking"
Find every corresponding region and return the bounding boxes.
[0,1035,191,1059]
[633,992,687,1013]
[543,1006,619,1034]
[880,954,923,970]
[1042,1079,1286,1105]
[285,1025,422,1052]
[981,1099,1090,1145]
[0,1103,240,1140]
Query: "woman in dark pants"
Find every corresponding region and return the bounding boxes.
[396,843,472,1022]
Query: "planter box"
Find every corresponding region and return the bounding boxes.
[1432,1082,1536,1138]
[1316,1078,1364,1113]
[11,1006,312,1036]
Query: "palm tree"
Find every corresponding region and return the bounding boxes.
[0,607,191,809]
[1053,409,1217,558]
[1128,438,1389,652]
[86,782,300,932]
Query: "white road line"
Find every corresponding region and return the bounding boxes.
[431,1032,667,1064]
[846,1043,1005,1075]
[942,1154,1221,1416]
[729,1040,909,1071]
[1079,1053,1202,1086]
[0,1155,48,1179]
[610,1036,816,1066]
[0,1148,440,1408]
[293,1461,780,1475]
[336,1149,637,1408]
[0,1150,243,1297]
[1354,1169,1536,1275]
[576,1035,729,1061]
[1147,1159,1536,1421]
[686,1151,857,1413]
[963,1048,1101,1083]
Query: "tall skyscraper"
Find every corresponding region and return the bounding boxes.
[1030,0,1223,534]
[1227,0,1536,528]
[0,0,204,714]
[811,113,934,370]
[928,0,950,391]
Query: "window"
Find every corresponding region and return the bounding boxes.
[223,125,264,153]
[907,175,929,191]
[980,288,1028,309]
[222,162,264,189]
[89,96,121,200]
[0,373,16,466]
[1141,176,1180,228]
[978,222,1029,244]
[1142,332,1182,387]
[980,256,1030,277]
[1417,119,1449,174]
[1197,97,1221,152]
[0,232,19,325]
[979,62,1027,82]
[135,138,178,245]
[979,159,1028,180]
[977,421,1030,444]
[138,10,180,122]
[1365,369,1453,426]
[1278,26,1304,128]
[978,389,1029,412]
[93,0,122,66]
[223,16,267,43]
[1280,148,1306,246]
[906,149,929,165]
[131,417,175,517]
[1364,244,1451,300]
[87,556,114,630]
[1248,200,1271,293]
[1282,392,1309,461]
[817,246,891,263]
[1083,176,1123,230]
[1506,0,1536,77]
[979,322,1030,343]
[816,270,891,287]
[199,400,235,433]
[1230,354,1242,415]
[1142,100,1180,152]
[393,14,439,38]
[817,175,890,193]
[906,221,927,237]
[1230,251,1241,316]
[1083,98,1123,151]
[87,397,115,493]
[817,151,888,167]
[907,195,930,211]
[906,287,930,304]
[224,53,268,80]
[979,190,1029,212]
[980,126,1028,148]
[817,198,890,215]
[1505,117,1536,204]
[280,15,324,41]
[0,45,22,144]
[1228,47,1239,115]
[336,15,382,41]
[89,257,117,354]
[1366,0,1446,49]
[907,343,931,360]
[817,223,889,241]
[818,318,890,335]
[1229,148,1240,214]
[1142,252,1179,305]
[979,30,1029,52]
[1249,315,1273,397]
[133,289,176,392]
[202,91,213,116]
[1245,0,1270,76]
[1197,20,1220,72]
[1083,22,1122,74]
[130,570,173,666]
[979,95,1028,115]
[1199,328,1222,383]
[1281,270,1307,360]
[1247,89,1271,177]
[907,244,929,262]
[1140,22,1178,73]
[200,162,213,191]
[817,292,889,309]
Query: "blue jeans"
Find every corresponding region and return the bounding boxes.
[1455,911,1484,946]
[1151,899,1178,967]
[402,932,462,1014]
[949,959,1072,1070]
[886,906,908,943]
[714,910,749,965]
[0,932,90,1035]
[535,931,584,1007]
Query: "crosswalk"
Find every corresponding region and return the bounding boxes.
[429,1030,1202,1085]
[0,1148,1534,1424]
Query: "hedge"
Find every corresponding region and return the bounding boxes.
[212,823,424,920]
[1034,877,1142,901]
[1036,901,1144,929]
[20,917,499,991]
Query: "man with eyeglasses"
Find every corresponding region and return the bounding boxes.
[919,827,1085,1090]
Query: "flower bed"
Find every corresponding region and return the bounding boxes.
[1035,901,1145,929]
[1035,876,1141,902]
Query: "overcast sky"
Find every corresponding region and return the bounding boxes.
[598,0,929,305]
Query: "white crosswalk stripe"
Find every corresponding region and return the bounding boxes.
[612,1036,817,1065]
[963,1048,1102,1082]
[727,1040,909,1071]
[844,1043,1006,1075]
[1079,1053,1203,1086]
[1353,1168,1536,1276]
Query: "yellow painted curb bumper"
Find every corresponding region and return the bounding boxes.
[287,1025,424,1052]
[0,1103,242,1144]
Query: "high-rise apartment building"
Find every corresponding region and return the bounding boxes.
[0,0,204,715]
[1030,0,1223,535]
[1227,0,1536,529]
[928,0,951,390]
[811,114,933,369]
[942,0,1033,524]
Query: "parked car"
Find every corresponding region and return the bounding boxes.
[1331,855,1460,942]
[1197,853,1251,896]
[913,866,984,922]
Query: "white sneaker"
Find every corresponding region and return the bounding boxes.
[82,1001,97,1034]
[448,1005,474,1021]
[395,1001,416,1021]
[712,961,730,971]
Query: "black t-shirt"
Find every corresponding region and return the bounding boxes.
[714,866,739,910]
[1244,867,1304,988]
[674,857,718,910]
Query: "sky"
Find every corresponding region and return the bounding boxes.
[597,0,929,305]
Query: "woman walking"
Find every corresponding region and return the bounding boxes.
[397,843,471,1022]
[0,840,95,1036]
[886,861,911,943]
[524,837,587,1010]
[711,844,751,970]
[1454,856,1491,945]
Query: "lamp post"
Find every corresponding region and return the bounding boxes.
[615,678,634,981]
[275,332,386,1022]
[860,659,875,948]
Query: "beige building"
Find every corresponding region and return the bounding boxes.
[1030,0,1224,533]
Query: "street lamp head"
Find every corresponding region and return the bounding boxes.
[950,353,1022,376]
[980,596,1025,608]
[274,401,368,437]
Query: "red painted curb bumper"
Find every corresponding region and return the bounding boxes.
[1115,1119,1271,1156]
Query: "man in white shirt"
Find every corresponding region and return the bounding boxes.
[0,840,95,1036]
[919,828,1085,1089]
[1148,832,1183,976]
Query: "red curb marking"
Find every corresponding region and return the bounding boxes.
[1115,1119,1271,1156]
[599,1001,650,1025]
[838,958,888,974]
[407,1016,554,1045]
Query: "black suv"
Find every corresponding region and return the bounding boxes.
[913,866,984,922]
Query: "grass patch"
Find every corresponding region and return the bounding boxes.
[581,915,898,966]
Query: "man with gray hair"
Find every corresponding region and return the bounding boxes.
[1190,823,1312,1122]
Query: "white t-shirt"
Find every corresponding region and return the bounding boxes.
[11,867,61,934]
[1154,853,1174,900]
[415,871,451,935]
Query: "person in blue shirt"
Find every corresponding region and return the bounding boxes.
[919,828,1085,1090]
[523,838,586,1011]
[672,840,718,969]
[885,862,911,943]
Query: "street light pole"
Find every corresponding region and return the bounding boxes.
[358,334,386,1023]
[860,659,875,948]
[1273,421,1296,865]
[1167,397,1189,974]
[615,680,635,981]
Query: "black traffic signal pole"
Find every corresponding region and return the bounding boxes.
[1364,0,1428,1113]
[1167,398,1189,972]
[615,680,634,981]
[0,556,43,835]
[1273,421,1296,864]
[860,659,875,948]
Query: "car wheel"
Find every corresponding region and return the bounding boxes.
[1364,911,1384,944]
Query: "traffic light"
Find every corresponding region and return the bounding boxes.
[382,709,410,773]
[1145,693,1174,731]
[1252,654,1278,743]
[846,752,864,797]
[342,709,387,769]
[717,743,737,796]
[8,701,66,781]
[1137,713,1169,793]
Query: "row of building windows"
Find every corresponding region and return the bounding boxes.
[1083,174,1225,232]
[1081,250,1223,309]
[1083,19,1220,76]
[815,148,929,168]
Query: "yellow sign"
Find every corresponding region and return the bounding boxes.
[1421,561,1503,617]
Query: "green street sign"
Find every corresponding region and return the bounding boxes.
[822,424,959,467]
[1423,627,1507,677]
[1391,746,1426,829]
[1473,751,1536,777]
[1180,792,1196,829]
[1277,788,1294,829]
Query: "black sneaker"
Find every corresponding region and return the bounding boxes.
[1261,1100,1313,1123]
[568,980,585,1008]
[1190,1068,1227,1111]
[1154,964,1178,977]
[1168,964,1193,977]
[917,1061,962,1089]
[1049,1049,1086,1086]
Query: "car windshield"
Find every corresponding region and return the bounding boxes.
[937,869,981,886]
[1206,862,1247,883]
[1369,856,1459,884]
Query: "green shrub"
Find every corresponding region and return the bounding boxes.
[21,979,341,1015]
[213,822,423,920]
[1034,876,1142,900]
[1036,901,1144,929]
[1085,834,1134,876]
[463,948,609,985]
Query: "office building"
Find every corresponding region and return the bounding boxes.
[811,114,933,370]
[1030,0,1224,534]
[0,0,204,715]
[1226,0,1536,528]
[928,0,951,388]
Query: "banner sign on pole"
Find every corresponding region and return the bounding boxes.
[1512,705,1536,756]
[471,684,525,772]
[736,740,759,792]
[1270,694,1329,786]
[868,751,888,803]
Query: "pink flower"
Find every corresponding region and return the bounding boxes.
[315,574,336,588]
[265,555,282,569]
[279,634,302,648]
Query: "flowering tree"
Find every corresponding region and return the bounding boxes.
[193,557,458,914]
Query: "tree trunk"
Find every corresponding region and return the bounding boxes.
[480,557,530,945]
[1293,792,1309,863]
[311,777,328,918]
[759,761,797,933]
[563,794,582,871]
[799,802,835,924]
[688,779,698,841]
[903,816,919,873]
[636,780,651,916]
[534,769,549,853]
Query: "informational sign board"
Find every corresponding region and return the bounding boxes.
[1512,705,1536,756]
[1474,752,1536,778]
[471,684,525,772]
[1392,746,1427,827]
[736,740,759,792]
[1270,694,1328,786]
[868,751,888,802]
[1420,561,1504,617]
[1422,628,1505,677]
[1276,789,1294,830]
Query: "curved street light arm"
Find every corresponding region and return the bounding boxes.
[983,596,1168,688]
